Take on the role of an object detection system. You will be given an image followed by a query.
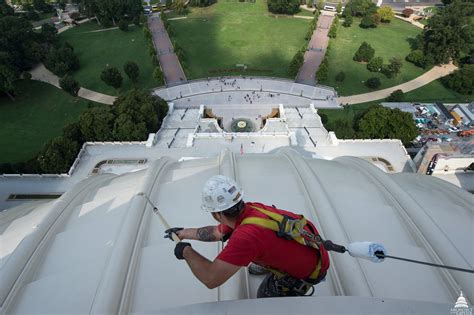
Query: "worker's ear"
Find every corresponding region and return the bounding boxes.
[211,212,222,222]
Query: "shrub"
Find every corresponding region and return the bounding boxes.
[335,71,345,82]
[402,8,413,17]
[342,15,353,27]
[360,14,377,28]
[406,50,426,68]
[382,57,403,78]
[288,50,304,77]
[267,0,300,15]
[100,66,123,89]
[353,42,374,62]
[123,61,140,83]
[59,74,80,96]
[367,56,383,72]
[118,20,129,31]
[153,67,164,84]
[316,60,329,81]
[386,89,405,102]
[328,16,339,38]
[377,6,393,22]
[365,77,381,89]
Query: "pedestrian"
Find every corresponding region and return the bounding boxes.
[164,176,330,297]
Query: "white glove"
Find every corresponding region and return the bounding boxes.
[347,242,386,263]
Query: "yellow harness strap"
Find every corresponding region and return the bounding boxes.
[240,205,323,282]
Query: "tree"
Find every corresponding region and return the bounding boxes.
[336,1,342,14]
[316,0,324,11]
[365,77,381,89]
[0,16,44,71]
[63,122,84,143]
[402,8,413,18]
[441,64,474,95]
[326,119,355,139]
[386,89,405,102]
[44,43,80,76]
[40,23,58,44]
[367,56,383,72]
[342,14,353,27]
[406,50,426,68]
[288,50,304,77]
[422,1,473,64]
[335,71,345,82]
[377,6,393,23]
[345,0,376,16]
[355,105,418,145]
[0,64,19,100]
[123,61,140,83]
[79,106,116,141]
[0,0,14,17]
[267,0,300,15]
[59,74,80,96]
[113,89,167,139]
[353,42,374,62]
[81,0,143,26]
[37,137,79,173]
[100,66,123,89]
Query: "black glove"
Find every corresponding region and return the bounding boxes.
[164,227,183,241]
[174,242,191,260]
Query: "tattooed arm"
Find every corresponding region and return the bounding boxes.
[176,226,226,242]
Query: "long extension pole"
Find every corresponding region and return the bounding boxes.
[137,192,181,243]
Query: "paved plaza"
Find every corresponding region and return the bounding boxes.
[154,77,339,108]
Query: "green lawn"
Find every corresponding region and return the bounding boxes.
[0,80,97,164]
[321,18,426,96]
[168,0,310,78]
[60,22,157,95]
[403,79,472,103]
[294,9,317,17]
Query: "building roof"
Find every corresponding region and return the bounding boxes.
[1,148,472,314]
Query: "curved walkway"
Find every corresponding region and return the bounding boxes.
[30,64,456,107]
[337,63,458,105]
[29,63,117,105]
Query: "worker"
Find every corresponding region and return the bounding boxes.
[164,175,330,297]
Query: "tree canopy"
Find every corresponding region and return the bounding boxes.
[344,0,376,17]
[355,105,418,145]
[423,0,473,64]
[79,0,142,25]
[441,64,474,95]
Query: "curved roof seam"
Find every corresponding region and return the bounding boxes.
[2,175,114,313]
[221,150,250,299]
[280,149,374,297]
[119,158,178,313]
[89,158,175,314]
[340,157,463,302]
[1,174,116,313]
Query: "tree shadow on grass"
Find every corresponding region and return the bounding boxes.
[170,7,306,80]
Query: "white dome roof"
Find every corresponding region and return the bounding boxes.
[1,148,472,314]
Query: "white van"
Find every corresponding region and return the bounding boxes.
[323,5,336,11]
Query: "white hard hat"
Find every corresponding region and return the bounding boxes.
[201,175,243,213]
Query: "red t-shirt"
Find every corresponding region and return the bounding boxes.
[216,202,329,279]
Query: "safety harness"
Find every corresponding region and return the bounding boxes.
[240,205,328,285]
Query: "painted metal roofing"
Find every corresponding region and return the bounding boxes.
[0,148,472,314]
